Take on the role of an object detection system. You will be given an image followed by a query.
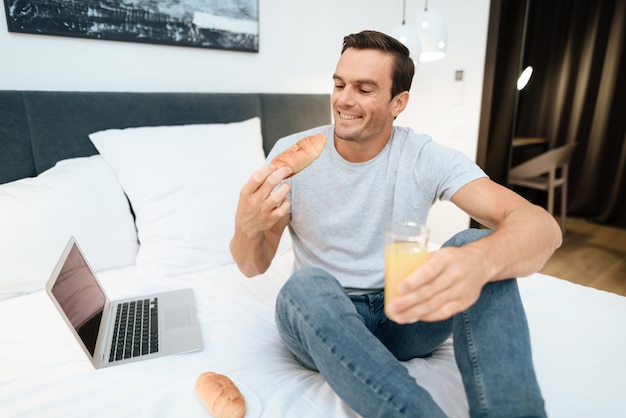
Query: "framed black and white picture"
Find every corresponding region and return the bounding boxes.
[3,0,259,52]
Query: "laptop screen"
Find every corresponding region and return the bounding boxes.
[50,243,106,356]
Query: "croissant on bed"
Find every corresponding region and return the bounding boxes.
[195,372,246,418]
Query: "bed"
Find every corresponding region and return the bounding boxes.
[1,90,624,418]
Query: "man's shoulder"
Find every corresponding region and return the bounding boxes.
[392,126,432,146]
[390,126,435,158]
[392,126,470,158]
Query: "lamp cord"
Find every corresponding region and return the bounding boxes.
[402,0,406,24]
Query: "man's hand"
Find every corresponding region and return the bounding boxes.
[385,177,561,324]
[230,164,292,277]
[234,164,292,237]
[385,245,490,323]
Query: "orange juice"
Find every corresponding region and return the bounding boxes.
[384,241,427,316]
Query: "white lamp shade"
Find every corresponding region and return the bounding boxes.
[389,24,422,65]
[415,10,447,62]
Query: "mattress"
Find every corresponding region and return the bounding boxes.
[1,250,625,418]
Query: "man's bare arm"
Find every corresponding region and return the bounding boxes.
[387,178,562,323]
[451,177,562,281]
[230,165,292,277]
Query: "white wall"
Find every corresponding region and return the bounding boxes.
[0,0,490,244]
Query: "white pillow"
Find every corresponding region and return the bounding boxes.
[88,118,266,276]
[0,156,139,301]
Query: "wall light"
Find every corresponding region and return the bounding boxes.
[517,65,534,90]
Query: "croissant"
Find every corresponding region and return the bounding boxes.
[271,133,326,177]
[195,372,246,418]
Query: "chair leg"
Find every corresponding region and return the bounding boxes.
[561,183,567,233]
[547,169,558,231]
[547,187,554,217]
[561,167,569,233]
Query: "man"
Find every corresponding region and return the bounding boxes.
[231,30,561,417]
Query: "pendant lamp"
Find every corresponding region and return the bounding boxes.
[415,0,447,62]
[389,0,422,64]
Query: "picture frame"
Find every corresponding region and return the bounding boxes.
[3,0,259,52]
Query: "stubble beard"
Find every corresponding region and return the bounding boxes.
[334,117,370,144]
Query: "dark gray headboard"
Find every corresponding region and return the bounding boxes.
[0,91,331,184]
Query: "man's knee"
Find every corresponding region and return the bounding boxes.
[278,267,339,300]
[442,228,492,248]
[276,267,344,318]
[482,277,521,301]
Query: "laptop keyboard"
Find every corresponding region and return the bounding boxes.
[109,297,159,362]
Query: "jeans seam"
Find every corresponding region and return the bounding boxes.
[281,293,409,417]
[462,311,489,417]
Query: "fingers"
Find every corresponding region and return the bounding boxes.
[235,164,293,234]
[385,248,484,323]
[268,183,291,215]
[389,285,464,323]
[254,165,292,214]
[242,164,292,198]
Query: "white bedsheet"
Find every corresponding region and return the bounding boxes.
[1,251,625,418]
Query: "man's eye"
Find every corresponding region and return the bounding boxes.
[334,85,345,90]
[360,89,371,94]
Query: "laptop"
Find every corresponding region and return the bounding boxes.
[45,236,203,369]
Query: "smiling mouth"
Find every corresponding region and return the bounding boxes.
[338,112,361,120]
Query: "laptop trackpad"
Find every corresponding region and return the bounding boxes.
[164,307,192,329]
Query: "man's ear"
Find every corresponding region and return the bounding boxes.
[391,91,410,118]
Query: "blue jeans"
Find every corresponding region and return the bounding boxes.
[275,229,546,418]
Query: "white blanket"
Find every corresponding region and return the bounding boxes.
[1,251,625,418]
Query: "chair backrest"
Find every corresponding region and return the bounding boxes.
[509,143,577,179]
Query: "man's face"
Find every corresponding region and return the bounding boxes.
[332,48,397,145]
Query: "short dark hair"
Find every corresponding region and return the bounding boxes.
[341,30,415,98]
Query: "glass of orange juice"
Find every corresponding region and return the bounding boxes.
[384,222,429,317]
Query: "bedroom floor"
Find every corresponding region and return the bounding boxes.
[541,217,626,297]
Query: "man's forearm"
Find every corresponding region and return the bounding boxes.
[472,204,562,282]
[230,229,275,278]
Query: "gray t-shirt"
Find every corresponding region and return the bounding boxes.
[267,125,486,293]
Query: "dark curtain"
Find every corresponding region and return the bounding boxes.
[476,0,527,187]
[515,0,626,228]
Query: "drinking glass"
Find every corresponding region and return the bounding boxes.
[384,222,429,317]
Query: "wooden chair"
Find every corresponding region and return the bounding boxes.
[508,143,577,232]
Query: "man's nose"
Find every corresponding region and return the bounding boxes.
[336,86,356,106]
